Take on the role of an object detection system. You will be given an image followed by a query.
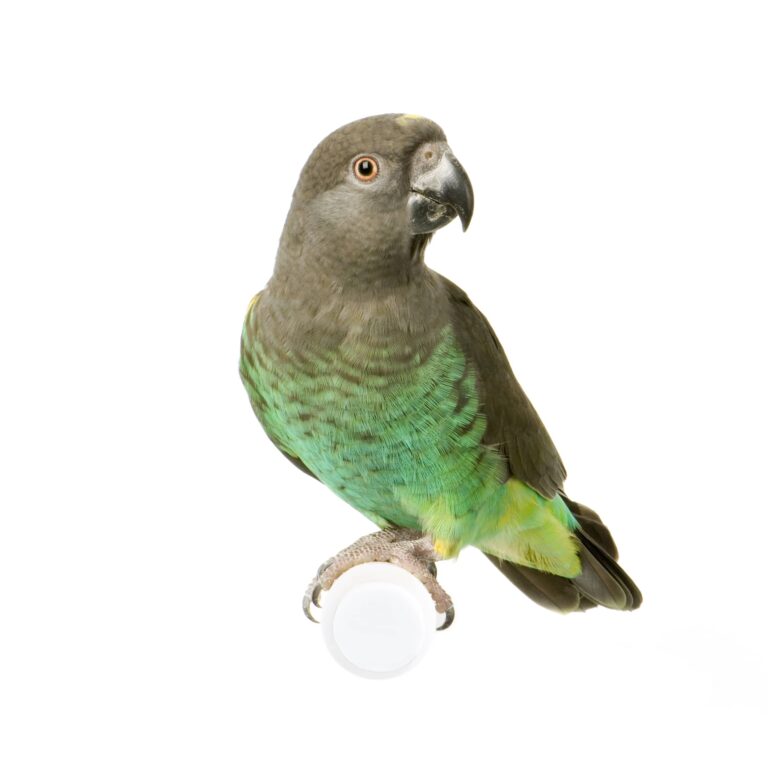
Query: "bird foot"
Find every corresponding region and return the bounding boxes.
[303,527,455,630]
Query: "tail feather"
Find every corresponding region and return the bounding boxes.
[571,539,633,610]
[486,497,642,613]
[567,497,643,610]
[566,499,619,558]
[485,554,597,612]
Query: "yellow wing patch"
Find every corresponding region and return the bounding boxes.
[246,292,262,314]
[242,292,263,342]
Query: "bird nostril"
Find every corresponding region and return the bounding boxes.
[424,151,433,160]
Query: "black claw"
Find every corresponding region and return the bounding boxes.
[302,593,319,623]
[437,605,455,631]
[428,561,438,578]
[302,583,324,623]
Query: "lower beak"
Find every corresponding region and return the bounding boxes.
[408,148,474,234]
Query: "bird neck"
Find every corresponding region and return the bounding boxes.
[270,214,432,298]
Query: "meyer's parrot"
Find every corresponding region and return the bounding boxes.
[240,114,641,627]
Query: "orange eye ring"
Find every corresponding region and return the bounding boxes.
[353,156,379,182]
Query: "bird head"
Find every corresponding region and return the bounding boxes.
[292,113,473,236]
[275,114,473,290]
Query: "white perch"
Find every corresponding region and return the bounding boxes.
[318,562,444,678]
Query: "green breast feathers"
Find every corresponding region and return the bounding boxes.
[240,297,507,545]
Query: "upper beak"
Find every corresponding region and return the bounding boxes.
[408,146,474,234]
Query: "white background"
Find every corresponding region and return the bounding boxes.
[2,1,766,765]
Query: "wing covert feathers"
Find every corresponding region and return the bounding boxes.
[440,276,566,499]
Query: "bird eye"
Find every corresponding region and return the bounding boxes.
[353,156,379,182]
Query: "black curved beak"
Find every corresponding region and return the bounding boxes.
[408,147,474,235]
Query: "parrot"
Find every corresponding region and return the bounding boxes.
[240,114,641,628]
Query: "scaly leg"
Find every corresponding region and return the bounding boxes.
[303,527,455,630]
